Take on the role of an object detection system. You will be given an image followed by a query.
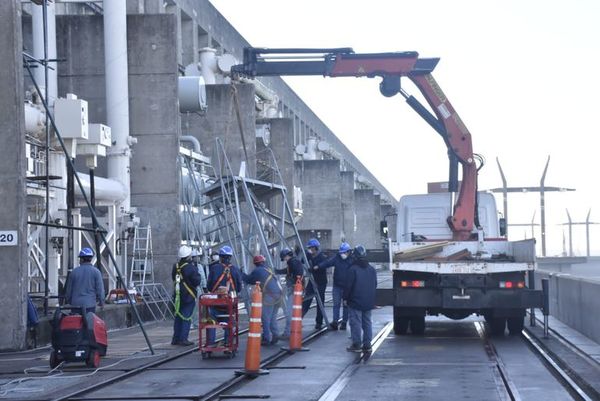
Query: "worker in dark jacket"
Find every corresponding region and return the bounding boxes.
[171,245,202,346]
[344,245,377,353]
[275,247,304,338]
[206,245,242,346]
[242,255,283,345]
[302,238,328,329]
[65,248,105,315]
[316,242,353,331]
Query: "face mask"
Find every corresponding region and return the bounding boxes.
[211,254,220,262]
[340,253,348,260]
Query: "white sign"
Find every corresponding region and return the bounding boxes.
[0,231,18,246]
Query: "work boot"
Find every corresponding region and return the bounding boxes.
[171,338,178,345]
[339,322,347,331]
[178,340,194,346]
[315,323,323,330]
[270,336,279,345]
[261,339,272,346]
[346,344,362,353]
[329,322,338,331]
[362,345,373,353]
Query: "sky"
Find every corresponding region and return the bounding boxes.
[209,0,600,256]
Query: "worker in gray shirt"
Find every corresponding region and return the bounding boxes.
[65,248,105,314]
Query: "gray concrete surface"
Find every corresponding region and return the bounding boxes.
[0,0,28,351]
[537,269,600,344]
[354,189,381,249]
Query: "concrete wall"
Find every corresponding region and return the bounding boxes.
[57,14,181,289]
[536,270,600,344]
[295,160,343,249]
[182,84,256,178]
[354,189,381,249]
[0,0,28,351]
[340,171,356,245]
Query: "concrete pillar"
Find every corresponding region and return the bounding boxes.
[0,0,28,351]
[381,204,398,242]
[341,171,356,245]
[181,15,198,66]
[127,14,181,288]
[295,159,343,249]
[354,189,381,249]
[184,84,257,178]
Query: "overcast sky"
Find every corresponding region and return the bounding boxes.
[210,0,600,256]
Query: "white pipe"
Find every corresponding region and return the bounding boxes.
[32,2,57,108]
[24,102,46,137]
[104,0,131,213]
[76,173,128,202]
[199,48,217,84]
[180,135,202,153]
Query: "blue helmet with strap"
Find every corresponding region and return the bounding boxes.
[338,242,352,253]
[219,245,233,256]
[306,238,320,249]
[279,247,293,261]
[78,247,94,258]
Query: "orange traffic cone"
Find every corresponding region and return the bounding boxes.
[281,276,309,353]
[236,282,269,377]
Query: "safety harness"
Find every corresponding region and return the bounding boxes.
[174,261,196,321]
[211,264,237,294]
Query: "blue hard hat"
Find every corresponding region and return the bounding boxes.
[306,238,320,248]
[353,245,367,258]
[339,242,352,253]
[78,247,94,258]
[279,247,293,261]
[219,246,233,256]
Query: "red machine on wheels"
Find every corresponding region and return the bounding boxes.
[198,293,239,359]
[50,306,108,368]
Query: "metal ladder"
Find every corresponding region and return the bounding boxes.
[129,225,153,289]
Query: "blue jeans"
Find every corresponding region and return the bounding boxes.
[173,301,194,342]
[302,280,327,326]
[332,286,348,324]
[283,286,294,336]
[348,307,372,348]
[262,301,281,342]
[71,306,96,315]
[206,307,231,345]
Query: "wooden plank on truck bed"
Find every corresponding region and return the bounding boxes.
[393,241,450,262]
[428,248,472,262]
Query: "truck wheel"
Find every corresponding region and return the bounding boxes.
[507,317,524,335]
[86,350,101,368]
[410,316,425,335]
[393,308,409,335]
[489,318,506,336]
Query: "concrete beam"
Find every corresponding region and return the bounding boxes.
[0,0,28,351]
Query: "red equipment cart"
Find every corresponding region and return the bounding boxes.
[198,293,239,359]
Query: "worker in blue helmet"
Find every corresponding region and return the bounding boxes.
[274,247,304,338]
[344,245,377,353]
[301,238,328,330]
[65,247,105,315]
[206,245,242,347]
[316,242,354,331]
[171,245,202,346]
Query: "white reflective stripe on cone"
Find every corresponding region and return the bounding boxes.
[293,305,302,309]
[294,292,303,295]
[250,318,262,323]
[292,317,302,321]
[248,333,261,337]
[251,303,262,307]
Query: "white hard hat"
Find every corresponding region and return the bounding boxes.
[178,245,192,259]
[191,249,199,257]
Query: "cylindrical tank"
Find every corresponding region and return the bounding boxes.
[178,76,207,113]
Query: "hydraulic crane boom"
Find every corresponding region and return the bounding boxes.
[232,47,479,241]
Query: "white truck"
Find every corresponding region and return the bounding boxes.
[379,192,543,335]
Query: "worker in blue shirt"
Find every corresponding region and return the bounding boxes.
[275,247,304,338]
[190,248,208,330]
[206,246,242,346]
[316,242,354,331]
[344,245,377,353]
[171,245,202,346]
[242,255,283,345]
[302,238,328,329]
[65,247,105,315]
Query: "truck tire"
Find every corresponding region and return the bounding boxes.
[393,308,409,335]
[507,317,524,335]
[489,318,506,336]
[410,316,425,335]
